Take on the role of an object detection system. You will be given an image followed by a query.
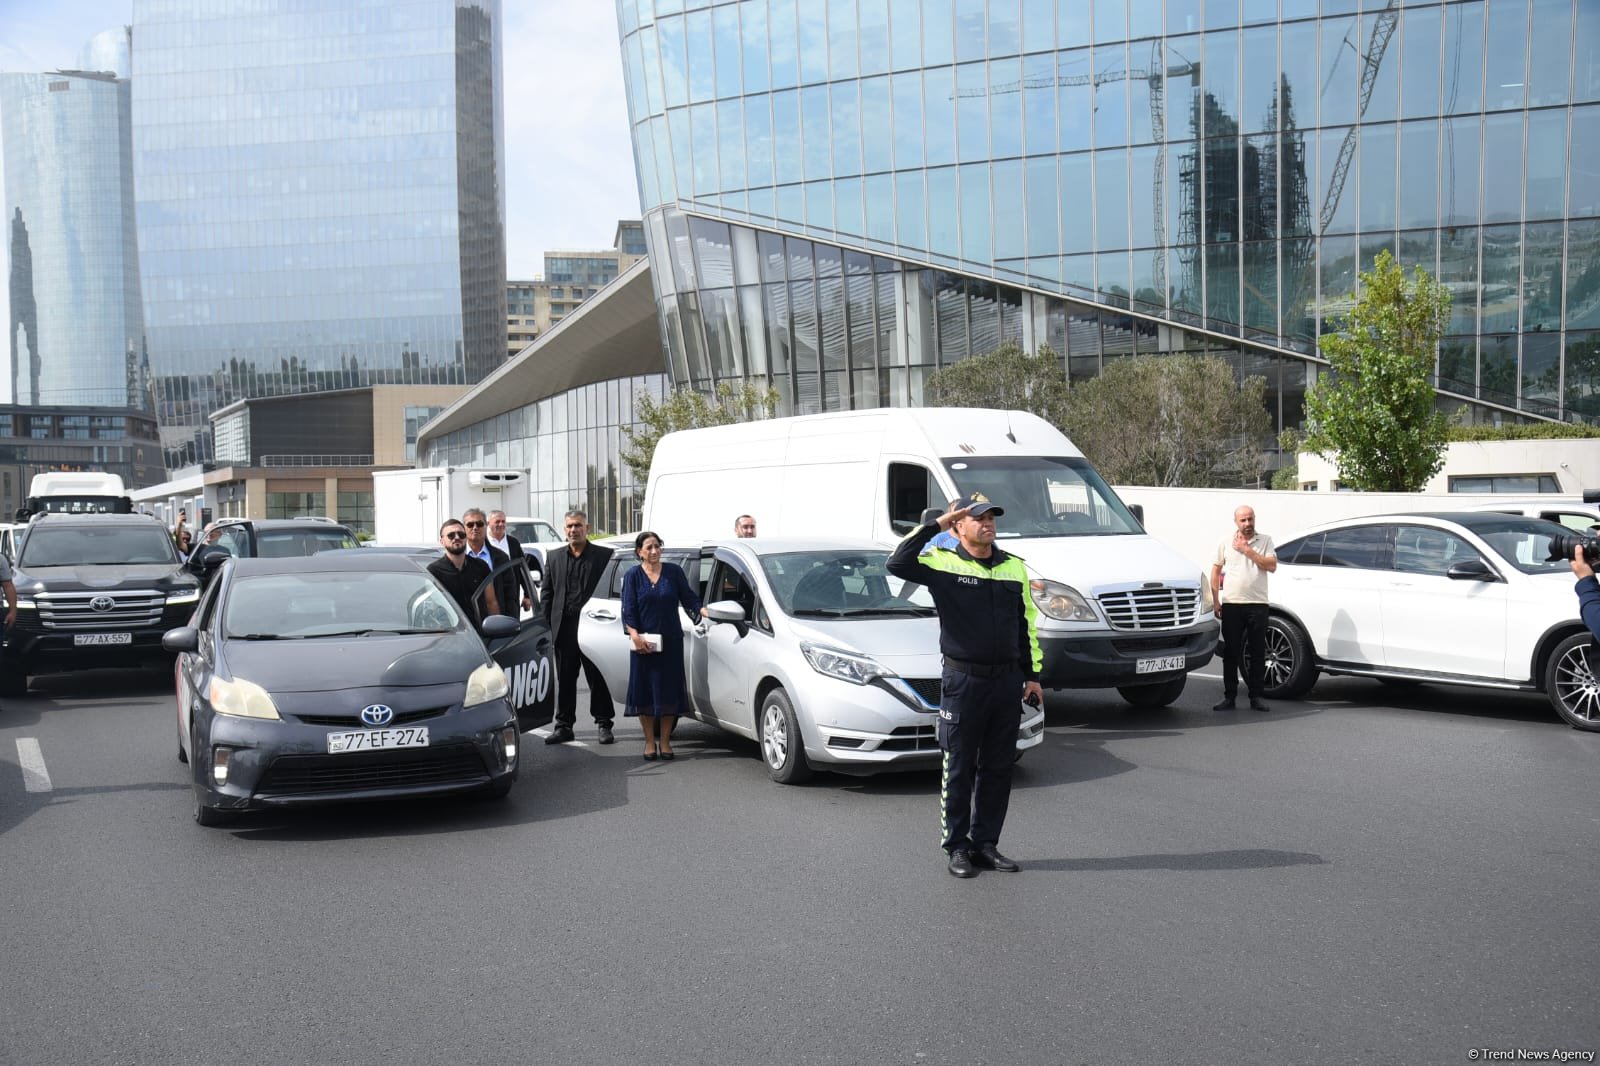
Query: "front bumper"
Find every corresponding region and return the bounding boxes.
[7,621,182,673]
[195,697,518,811]
[1037,620,1220,689]
[793,676,1046,775]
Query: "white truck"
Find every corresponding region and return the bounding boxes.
[16,471,133,520]
[1115,485,1600,573]
[371,467,556,546]
[642,407,1220,707]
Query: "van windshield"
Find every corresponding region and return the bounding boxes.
[943,457,1143,538]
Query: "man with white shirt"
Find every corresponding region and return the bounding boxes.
[486,509,534,614]
[1210,505,1277,712]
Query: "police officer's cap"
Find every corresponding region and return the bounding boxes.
[953,493,1004,517]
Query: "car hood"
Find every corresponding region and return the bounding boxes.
[784,615,943,677]
[17,563,193,590]
[1000,533,1204,592]
[222,631,487,694]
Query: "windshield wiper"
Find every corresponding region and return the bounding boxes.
[233,633,294,641]
[788,608,854,617]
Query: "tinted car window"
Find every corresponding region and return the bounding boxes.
[20,525,177,566]
[224,571,461,638]
[1319,526,1393,569]
[1392,525,1485,577]
[1277,534,1319,565]
[707,559,759,622]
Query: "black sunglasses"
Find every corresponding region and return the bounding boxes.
[464,521,486,528]
[443,531,466,540]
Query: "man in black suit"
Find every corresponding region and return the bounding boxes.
[486,509,535,616]
[542,509,615,745]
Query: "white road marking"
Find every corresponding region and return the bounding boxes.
[528,727,590,749]
[16,738,52,792]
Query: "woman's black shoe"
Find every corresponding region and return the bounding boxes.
[642,751,658,761]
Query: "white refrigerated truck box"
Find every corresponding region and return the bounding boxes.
[373,467,532,544]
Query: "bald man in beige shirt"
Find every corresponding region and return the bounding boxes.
[1210,505,1277,711]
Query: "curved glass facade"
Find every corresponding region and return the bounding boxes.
[131,0,507,469]
[1,62,148,409]
[617,0,1600,425]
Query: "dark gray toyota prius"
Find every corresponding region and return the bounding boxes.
[165,553,523,827]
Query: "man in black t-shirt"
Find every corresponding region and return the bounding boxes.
[426,519,498,628]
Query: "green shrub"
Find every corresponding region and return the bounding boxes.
[1445,424,1600,442]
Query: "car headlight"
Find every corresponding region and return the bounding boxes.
[801,642,895,686]
[464,663,509,707]
[1030,579,1098,622]
[1199,572,1215,613]
[167,589,200,606]
[208,676,280,720]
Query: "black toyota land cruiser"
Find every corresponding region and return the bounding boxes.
[3,513,201,694]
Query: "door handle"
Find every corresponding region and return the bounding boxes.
[585,609,617,621]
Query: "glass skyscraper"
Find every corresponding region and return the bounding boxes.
[1,28,148,409]
[131,0,508,469]
[616,0,1600,432]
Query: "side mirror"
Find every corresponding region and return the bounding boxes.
[1127,503,1144,524]
[162,627,200,653]
[1446,558,1496,581]
[480,614,520,639]
[705,601,745,624]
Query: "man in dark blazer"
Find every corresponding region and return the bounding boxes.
[487,510,535,616]
[462,508,512,617]
[542,509,616,745]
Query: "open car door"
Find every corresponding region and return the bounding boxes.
[473,554,555,733]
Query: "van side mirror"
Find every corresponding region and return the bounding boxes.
[480,614,519,639]
[705,600,748,637]
[1127,503,1144,525]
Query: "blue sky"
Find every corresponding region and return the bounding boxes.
[0,0,642,385]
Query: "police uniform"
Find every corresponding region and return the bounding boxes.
[887,497,1041,869]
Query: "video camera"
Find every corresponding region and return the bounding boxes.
[1546,531,1600,566]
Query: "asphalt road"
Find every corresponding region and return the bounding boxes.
[2,666,1597,1066]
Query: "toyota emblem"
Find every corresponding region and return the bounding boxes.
[360,704,395,727]
[89,595,115,613]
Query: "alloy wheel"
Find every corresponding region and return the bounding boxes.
[761,701,789,768]
[1552,643,1600,725]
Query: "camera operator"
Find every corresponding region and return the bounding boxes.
[1571,551,1600,640]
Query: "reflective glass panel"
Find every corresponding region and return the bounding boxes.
[1528,0,1572,106]
[1483,0,1529,111]
[1481,112,1524,224]
[1397,120,1438,230]
[1439,227,1480,334]
[1522,221,1563,332]
[1440,115,1481,227]
[1568,219,1600,330]
[1441,2,1484,115]
[1479,224,1522,332]
[1568,106,1600,218]
[1400,6,1442,120]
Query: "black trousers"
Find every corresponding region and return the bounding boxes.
[554,626,613,727]
[1220,602,1269,698]
[937,665,1022,853]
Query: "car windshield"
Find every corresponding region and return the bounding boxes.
[1468,516,1578,576]
[19,526,177,566]
[942,456,1143,538]
[255,529,361,557]
[223,571,463,638]
[760,550,935,617]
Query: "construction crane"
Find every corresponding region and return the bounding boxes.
[1317,0,1400,234]
[956,42,1200,298]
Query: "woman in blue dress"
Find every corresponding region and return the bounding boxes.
[621,531,706,760]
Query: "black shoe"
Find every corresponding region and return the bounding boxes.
[972,845,1021,872]
[597,724,615,745]
[1250,697,1270,712]
[544,725,575,745]
[947,849,978,878]
[1212,697,1237,711]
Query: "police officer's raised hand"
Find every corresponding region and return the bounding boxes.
[937,507,972,531]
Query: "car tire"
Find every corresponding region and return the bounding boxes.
[1261,616,1318,700]
[759,688,812,785]
[1116,676,1186,708]
[1544,633,1600,731]
[194,793,235,828]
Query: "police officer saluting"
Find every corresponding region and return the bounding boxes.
[888,493,1043,879]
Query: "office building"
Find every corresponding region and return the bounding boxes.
[1,27,148,410]
[130,0,508,470]
[505,221,647,355]
[609,0,1599,426]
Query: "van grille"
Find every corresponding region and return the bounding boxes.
[36,589,166,630]
[1097,587,1200,631]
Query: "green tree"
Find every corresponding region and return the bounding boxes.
[1300,250,1451,491]
[620,381,780,484]
[923,341,1071,427]
[1062,355,1273,486]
